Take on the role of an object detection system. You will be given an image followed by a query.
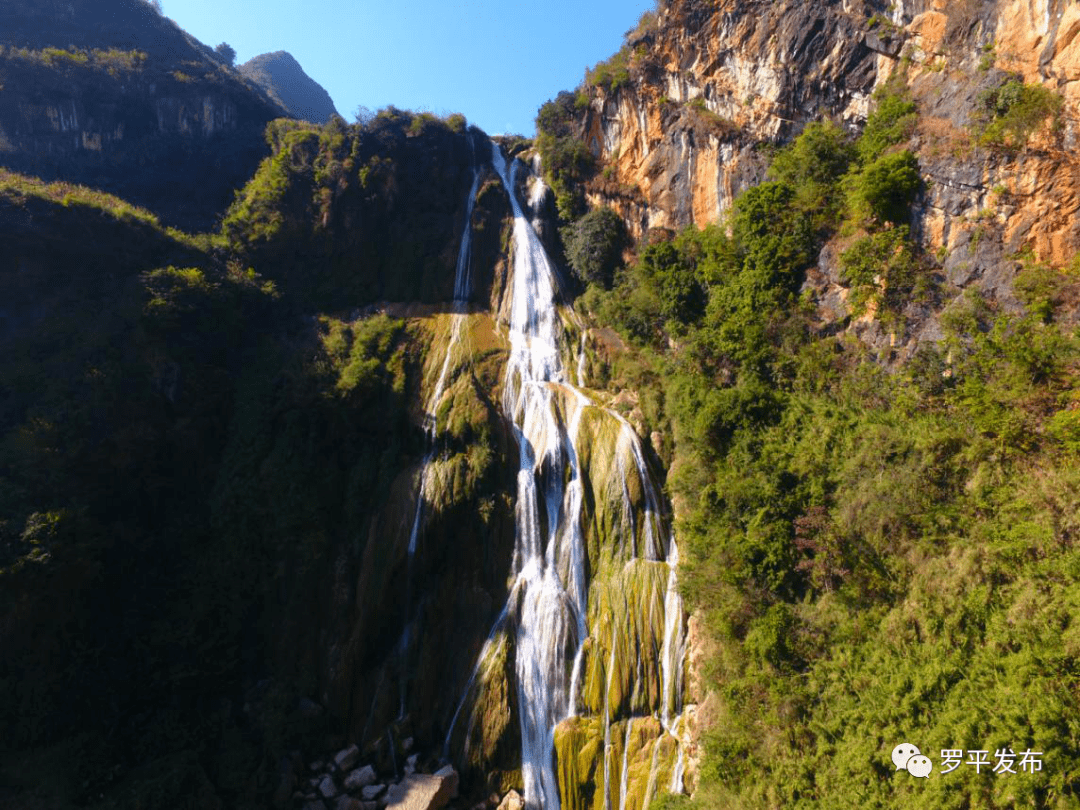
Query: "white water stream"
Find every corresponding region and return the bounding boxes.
[398,160,483,716]
[444,140,687,810]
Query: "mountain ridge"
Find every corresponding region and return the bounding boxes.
[240,50,340,125]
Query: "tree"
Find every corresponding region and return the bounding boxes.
[564,207,626,289]
[215,42,236,66]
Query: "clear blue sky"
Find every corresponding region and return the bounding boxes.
[161,0,656,135]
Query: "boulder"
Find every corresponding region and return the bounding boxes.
[497,790,523,810]
[319,775,339,799]
[361,784,385,801]
[344,764,378,792]
[335,744,361,772]
[336,797,363,810]
[311,760,326,773]
[360,803,378,810]
[433,766,458,800]
[304,801,326,810]
[384,773,455,810]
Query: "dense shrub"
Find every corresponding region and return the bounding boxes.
[975,78,1063,148]
[839,225,922,320]
[564,206,626,289]
[586,46,632,91]
[848,149,921,224]
[536,92,595,220]
[857,79,917,161]
[769,120,856,225]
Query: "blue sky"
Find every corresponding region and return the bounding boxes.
[161,0,656,135]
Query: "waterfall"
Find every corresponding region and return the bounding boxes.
[447,140,687,810]
[398,156,483,716]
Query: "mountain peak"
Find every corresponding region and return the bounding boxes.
[240,50,339,125]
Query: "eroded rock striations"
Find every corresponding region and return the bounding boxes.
[571,0,1079,357]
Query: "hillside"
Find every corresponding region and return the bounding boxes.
[240,51,340,125]
[0,0,288,230]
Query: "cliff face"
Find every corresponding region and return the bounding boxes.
[240,51,340,125]
[574,0,1080,354]
[0,0,287,230]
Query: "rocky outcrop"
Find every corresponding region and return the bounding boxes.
[571,0,1079,358]
[575,0,882,236]
[241,51,340,124]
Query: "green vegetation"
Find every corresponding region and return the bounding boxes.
[857,80,917,162]
[0,45,147,75]
[563,206,627,289]
[214,42,236,66]
[222,109,483,308]
[0,100,513,807]
[848,149,921,224]
[840,225,925,323]
[768,120,856,228]
[536,91,596,220]
[974,77,1063,149]
[587,45,633,92]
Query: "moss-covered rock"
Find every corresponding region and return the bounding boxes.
[555,715,680,810]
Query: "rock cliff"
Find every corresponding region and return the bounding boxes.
[571,0,1079,356]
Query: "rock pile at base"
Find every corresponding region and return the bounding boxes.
[287,743,464,810]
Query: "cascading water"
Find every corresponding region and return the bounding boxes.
[443,140,687,810]
[398,156,483,717]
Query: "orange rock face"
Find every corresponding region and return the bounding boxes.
[573,0,1078,270]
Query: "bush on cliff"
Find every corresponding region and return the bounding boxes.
[564,206,626,289]
[536,91,596,221]
[975,77,1063,149]
[847,149,921,225]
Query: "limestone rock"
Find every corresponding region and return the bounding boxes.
[238,51,339,125]
[384,773,455,810]
[319,775,339,799]
[344,764,377,792]
[334,744,361,772]
[497,790,523,810]
[361,784,385,801]
[433,766,459,800]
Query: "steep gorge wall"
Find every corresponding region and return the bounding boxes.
[575,0,1080,355]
